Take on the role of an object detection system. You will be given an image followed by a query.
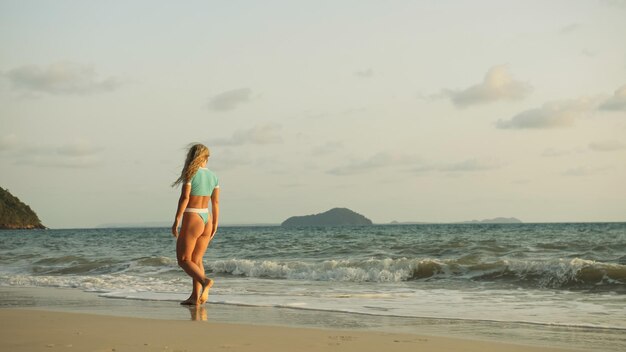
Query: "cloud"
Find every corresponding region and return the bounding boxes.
[311,141,344,155]
[208,123,282,146]
[7,139,103,168]
[598,84,626,111]
[541,147,585,157]
[496,97,598,129]
[208,88,252,111]
[354,69,374,78]
[56,139,104,156]
[498,84,624,130]
[441,65,532,108]
[0,134,18,152]
[438,158,504,172]
[589,140,626,152]
[208,148,252,171]
[559,23,581,34]
[16,155,100,168]
[410,158,505,174]
[328,153,503,176]
[601,0,626,9]
[562,166,611,177]
[2,62,122,95]
[580,49,596,58]
[342,107,368,115]
[301,111,329,119]
[328,152,420,175]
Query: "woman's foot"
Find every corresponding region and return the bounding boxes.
[200,278,214,299]
[199,288,209,304]
[180,297,198,306]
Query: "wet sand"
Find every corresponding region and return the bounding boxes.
[0,308,578,352]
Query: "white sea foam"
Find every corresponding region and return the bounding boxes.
[8,270,623,331]
[205,257,626,288]
[98,281,626,331]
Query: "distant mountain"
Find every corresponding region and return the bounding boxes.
[0,188,46,229]
[458,217,522,224]
[282,208,373,227]
[389,220,431,225]
[96,221,172,228]
[97,222,280,228]
[389,217,522,224]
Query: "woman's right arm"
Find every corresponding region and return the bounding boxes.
[210,188,220,238]
[172,184,191,237]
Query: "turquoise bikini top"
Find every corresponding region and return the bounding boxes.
[187,168,219,196]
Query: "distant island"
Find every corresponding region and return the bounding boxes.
[0,188,46,229]
[390,217,522,224]
[282,208,373,227]
[458,217,522,224]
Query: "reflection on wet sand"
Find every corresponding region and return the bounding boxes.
[187,304,208,321]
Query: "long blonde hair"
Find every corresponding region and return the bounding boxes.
[172,143,210,187]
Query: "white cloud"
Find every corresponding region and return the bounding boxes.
[16,155,100,168]
[209,148,252,171]
[208,88,252,111]
[56,139,104,156]
[601,0,626,9]
[562,166,611,177]
[329,153,503,176]
[580,49,596,58]
[2,62,122,95]
[438,158,504,172]
[301,111,329,119]
[208,123,282,146]
[7,139,103,168]
[598,85,626,111]
[341,107,368,115]
[0,134,18,152]
[541,147,585,157]
[442,65,532,108]
[411,158,505,174]
[496,97,598,129]
[498,84,625,129]
[559,23,581,34]
[354,69,374,78]
[589,140,626,152]
[328,152,420,175]
[311,141,344,155]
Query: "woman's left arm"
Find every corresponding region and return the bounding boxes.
[171,184,191,237]
[210,188,220,239]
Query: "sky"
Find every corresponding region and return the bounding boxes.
[1,0,625,228]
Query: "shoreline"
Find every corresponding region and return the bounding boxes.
[0,308,579,352]
[2,286,620,351]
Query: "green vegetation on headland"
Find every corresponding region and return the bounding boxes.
[0,188,45,229]
[282,208,373,226]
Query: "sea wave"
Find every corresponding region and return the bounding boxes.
[0,273,187,293]
[207,257,626,290]
[26,255,178,276]
[7,252,626,291]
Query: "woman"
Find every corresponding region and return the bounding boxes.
[171,143,220,305]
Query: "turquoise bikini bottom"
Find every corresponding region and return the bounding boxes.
[184,208,209,224]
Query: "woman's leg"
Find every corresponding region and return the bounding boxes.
[192,219,214,303]
[176,213,208,285]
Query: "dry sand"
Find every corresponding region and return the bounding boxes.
[0,308,578,352]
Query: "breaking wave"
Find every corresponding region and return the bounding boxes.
[207,257,626,290]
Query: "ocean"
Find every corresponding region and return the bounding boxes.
[1,223,625,349]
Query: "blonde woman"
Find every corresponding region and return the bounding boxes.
[171,143,220,305]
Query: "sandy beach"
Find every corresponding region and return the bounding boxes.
[0,308,580,352]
